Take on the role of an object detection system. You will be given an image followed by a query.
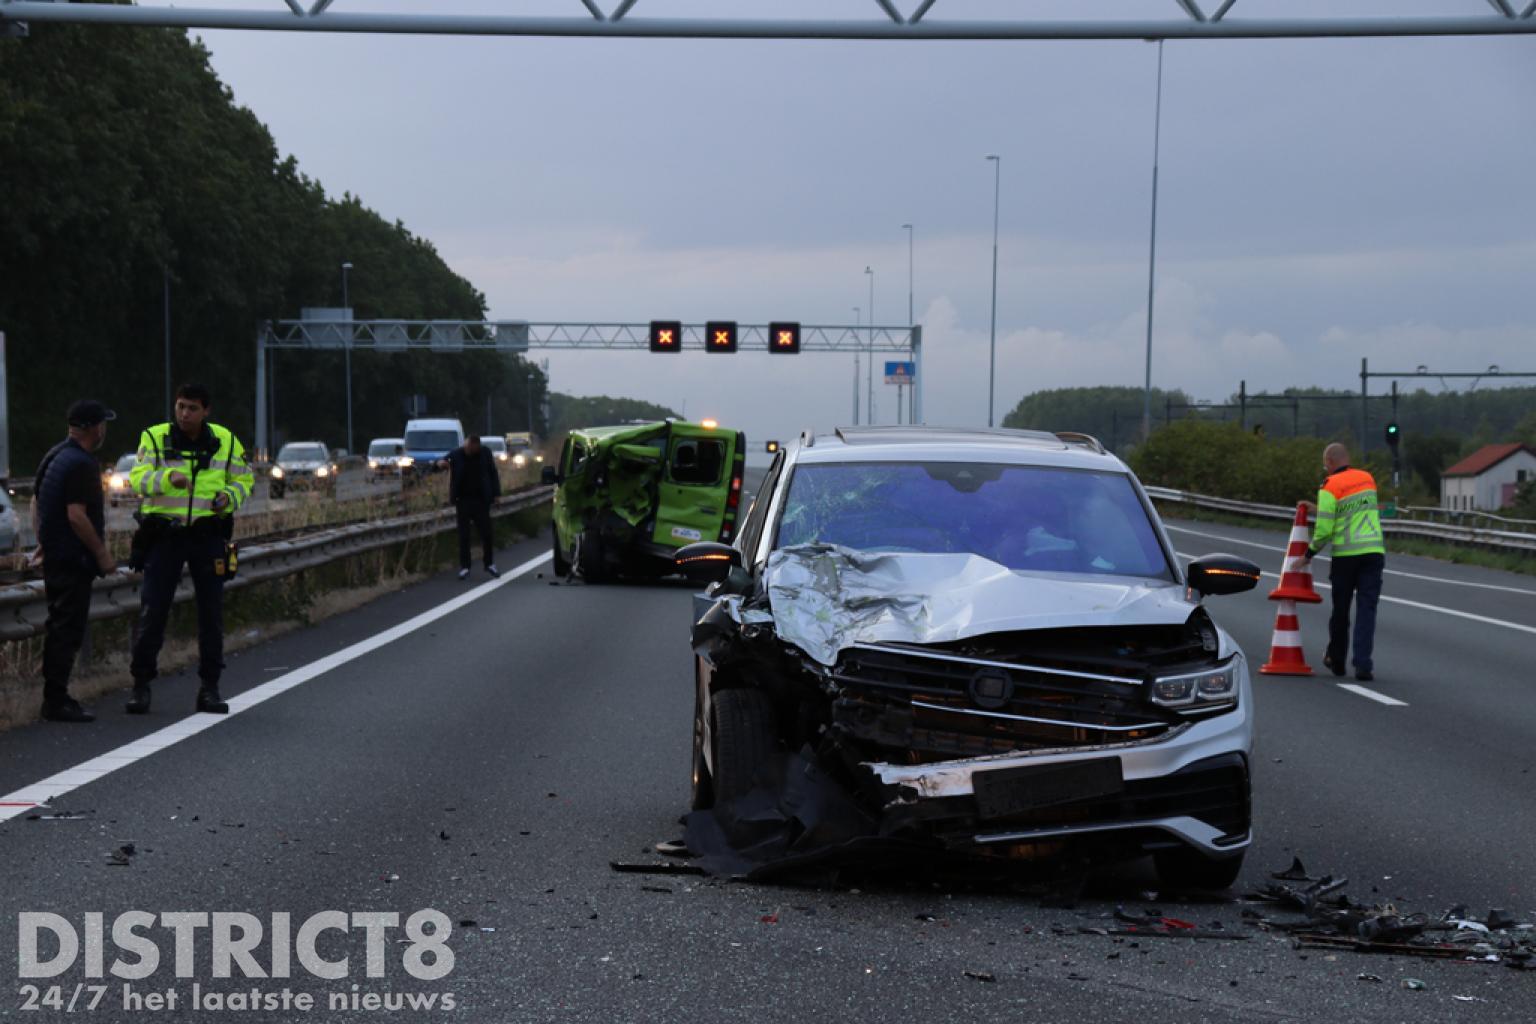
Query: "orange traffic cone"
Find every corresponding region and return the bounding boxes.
[1268,502,1324,604]
[1259,599,1313,676]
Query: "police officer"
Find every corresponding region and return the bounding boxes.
[32,400,118,723]
[126,383,254,714]
[1302,442,1386,682]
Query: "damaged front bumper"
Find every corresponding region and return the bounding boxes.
[860,668,1253,859]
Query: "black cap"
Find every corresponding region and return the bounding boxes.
[67,399,117,428]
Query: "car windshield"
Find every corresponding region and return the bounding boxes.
[115,454,136,472]
[405,430,458,450]
[277,444,327,462]
[368,441,400,457]
[482,438,506,452]
[775,461,1171,580]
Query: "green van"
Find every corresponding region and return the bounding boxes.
[542,420,746,580]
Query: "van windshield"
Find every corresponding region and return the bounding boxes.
[368,441,401,457]
[405,431,459,450]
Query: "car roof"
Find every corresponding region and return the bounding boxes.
[791,426,1127,473]
[368,437,404,445]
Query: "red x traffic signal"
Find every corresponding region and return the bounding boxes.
[768,322,800,354]
[649,320,682,353]
[705,321,737,353]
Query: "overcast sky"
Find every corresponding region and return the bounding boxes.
[173,0,1535,444]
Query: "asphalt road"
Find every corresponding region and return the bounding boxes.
[0,501,1531,1021]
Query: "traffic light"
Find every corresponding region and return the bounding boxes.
[649,320,682,353]
[1384,422,1401,451]
[768,322,801,354]
[705,321,737,354]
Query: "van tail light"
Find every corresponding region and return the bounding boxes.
[727,475,742,509]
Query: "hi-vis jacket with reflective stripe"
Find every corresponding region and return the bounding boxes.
[1309,466,1385,558]
[130,422,254,523]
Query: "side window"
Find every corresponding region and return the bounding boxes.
[736,451,786,564]
[569,441,590,477]
[669,438,725,486]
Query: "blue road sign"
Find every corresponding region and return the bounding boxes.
[885,360,915,384]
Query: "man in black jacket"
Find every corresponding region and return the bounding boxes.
[443,435,501,579]
[31,400,118,722]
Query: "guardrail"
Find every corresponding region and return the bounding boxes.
[0,486,553,643]
[1143,486,1536,555]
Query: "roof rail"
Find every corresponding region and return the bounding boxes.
[799,428,816,448]
[1055,431,1107,455]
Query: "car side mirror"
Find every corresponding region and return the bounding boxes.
[540,465,558,486]
[1186,553,1262,598]
[674,541,741,584]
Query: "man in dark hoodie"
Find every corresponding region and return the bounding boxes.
[443,435,501,579]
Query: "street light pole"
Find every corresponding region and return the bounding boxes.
[852,306,861,426]
[901,223,914,427]
[163,268,172,422]
[341,261,354,454]
[1141,40,1165,444]
[986,155,1001,428]
[865,266,876,425]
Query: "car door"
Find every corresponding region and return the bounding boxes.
[652,428,730,548]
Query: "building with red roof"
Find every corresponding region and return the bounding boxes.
[1440,443,1536,511]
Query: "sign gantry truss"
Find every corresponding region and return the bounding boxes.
[4,0,1536,39]
[254,319,923,455]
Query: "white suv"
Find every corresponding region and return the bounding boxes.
[678,426,1262,887]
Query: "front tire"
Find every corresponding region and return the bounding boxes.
[1153,847,1245,890]
[709,688,777,804]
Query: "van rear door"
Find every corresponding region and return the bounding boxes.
[651,427,744,548]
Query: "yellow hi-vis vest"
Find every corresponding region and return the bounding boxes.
[130,422,254,523]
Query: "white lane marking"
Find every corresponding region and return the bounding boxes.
[1165,523,1536,597]
[0,552,552,824]
[1175,552,1536,639]
[1338,683,1409,707]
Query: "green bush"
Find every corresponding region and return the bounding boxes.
[1130,420,1331,506]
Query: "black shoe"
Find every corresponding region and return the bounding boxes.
[41,699,95,723]
[196,686,229,715]
[1322,654,1346,677]
[1355,669,1374,682]
[125,686,152,715]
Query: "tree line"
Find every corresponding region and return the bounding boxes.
[0,13,545,473]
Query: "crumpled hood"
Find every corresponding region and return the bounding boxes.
[755,544,1194,667]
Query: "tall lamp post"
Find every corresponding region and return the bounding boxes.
[901,223,914,427]
[1141,41,1165,443]
[852,306,861,426]
[865,266,875,425]
[985,154,1001,427]
[341,261,354,454]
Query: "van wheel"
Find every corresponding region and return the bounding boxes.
[551,525,571,576]
[1153,847,1245,891]
[710,688,777,804]
[577,529,609,582]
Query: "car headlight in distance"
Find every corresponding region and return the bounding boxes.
[368,459,378,469]
[512,454,527,467]
[109,473,125,489]
[1150,661,1238,710]
[399,456,415,467]
[271,466,285,479]
[316,466,329,478]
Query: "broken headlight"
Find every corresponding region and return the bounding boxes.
[1150,658,1239,711]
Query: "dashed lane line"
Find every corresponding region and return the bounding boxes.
[1165,523,1536,597]
[1336,683,1409,707]
[0,551,552,824]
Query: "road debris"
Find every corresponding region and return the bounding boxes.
[609,861,707,876]
[962,970,996,983]
[1245,862,1536,968]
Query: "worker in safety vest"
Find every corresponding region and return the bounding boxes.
[1301,442,1385,682]
[126,382,254,715]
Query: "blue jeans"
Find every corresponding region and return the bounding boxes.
[1328,553,1384,673]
